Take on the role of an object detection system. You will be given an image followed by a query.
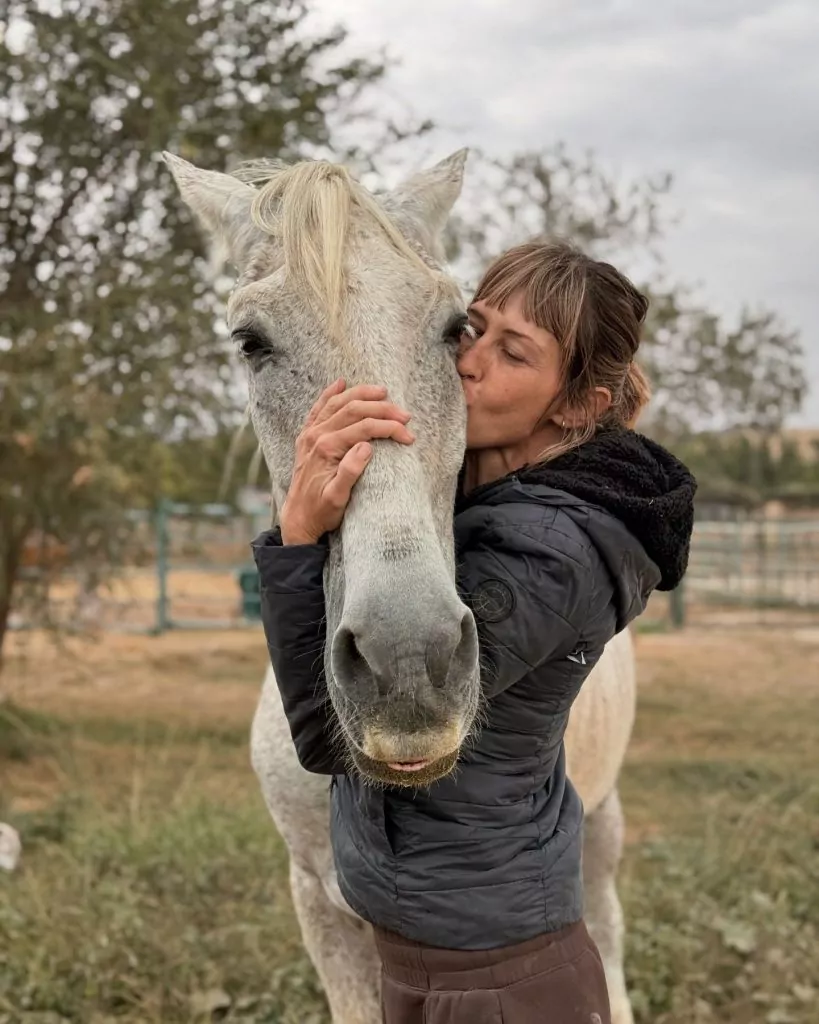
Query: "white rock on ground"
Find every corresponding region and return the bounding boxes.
[0,823,22,871]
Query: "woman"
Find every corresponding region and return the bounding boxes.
[253,240,696,1023]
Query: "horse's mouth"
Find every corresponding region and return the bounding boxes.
[351,748,459,788]
[387,759,431,772]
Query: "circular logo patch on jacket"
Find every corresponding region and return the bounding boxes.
[471,578,516,623]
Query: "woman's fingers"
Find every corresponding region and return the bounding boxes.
[304,378,346,428]
[323,442,373,510]
[324,399,411,432]
[313,383,388,425]
[283,382,414,543]
[327,417,414,453]
[301,411,414,462]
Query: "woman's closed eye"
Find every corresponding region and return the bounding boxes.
[502,346,527,364]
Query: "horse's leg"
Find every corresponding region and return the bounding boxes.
[290,859,381,1024]
[583,787,634,1024]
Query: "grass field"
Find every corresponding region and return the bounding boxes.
[1,625,818,1023]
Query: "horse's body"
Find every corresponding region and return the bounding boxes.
[252,631,636,1024]
[166,149,637,1024]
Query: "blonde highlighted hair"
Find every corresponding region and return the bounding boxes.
[473,239,651,460]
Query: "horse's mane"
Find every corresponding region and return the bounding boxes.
[232,159,438,338]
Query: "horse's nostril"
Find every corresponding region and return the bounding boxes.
[426,633,455,689]
[336,626,362,670]
[334,626,389,697]
[427,613,478,690]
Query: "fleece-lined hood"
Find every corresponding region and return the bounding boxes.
[456,428,696,630]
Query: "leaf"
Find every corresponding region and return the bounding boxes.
[189,988,231,1017]
[792,984,815,1003]
[714,917,757,955]
[70,466,95,489]
[766,1009,796,1024]
[750,888,774,909]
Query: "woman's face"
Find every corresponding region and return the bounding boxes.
[457,291,563,451]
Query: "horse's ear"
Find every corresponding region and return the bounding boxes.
[162,152,260,270]
[390,149,468,251]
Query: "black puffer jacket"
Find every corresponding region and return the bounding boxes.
[253,429,695,949]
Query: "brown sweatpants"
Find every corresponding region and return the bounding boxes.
[374,920,611,1024]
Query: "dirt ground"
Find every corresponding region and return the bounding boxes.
[5,618,818,730]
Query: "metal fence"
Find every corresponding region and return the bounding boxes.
[12,509,819,635]
[646,518,819,630]
[10,502,268,635]
[153,500,267,631]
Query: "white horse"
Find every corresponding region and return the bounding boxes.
[166,150,636,1024]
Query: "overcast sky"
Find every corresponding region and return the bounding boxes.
[313,0,819,426]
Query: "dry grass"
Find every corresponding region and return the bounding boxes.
[1,625,818,1023]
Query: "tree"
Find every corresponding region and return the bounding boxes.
[0,0,408,670]
[449,148,807,438]
[664,427,819,507]
[643,296,806,440]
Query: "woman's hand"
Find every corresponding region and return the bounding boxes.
[280,379,414,545]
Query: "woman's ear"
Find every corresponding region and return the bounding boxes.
[550,387,612,429]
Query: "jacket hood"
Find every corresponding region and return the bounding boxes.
[518,428,696,591]
[456,429,696,627]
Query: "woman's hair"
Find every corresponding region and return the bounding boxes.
[473,239,651,459]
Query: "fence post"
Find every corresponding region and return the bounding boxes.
[670,579,685,629]
[155,499,170,634]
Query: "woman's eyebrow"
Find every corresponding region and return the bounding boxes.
[502,327,536,344]
[468,305,537,344]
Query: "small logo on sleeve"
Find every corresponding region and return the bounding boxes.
[567,647,587,666]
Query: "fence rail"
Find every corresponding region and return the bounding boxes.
[11,511,819,635]
[686,519,819,609]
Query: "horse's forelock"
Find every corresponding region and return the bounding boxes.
[231,159,442,340]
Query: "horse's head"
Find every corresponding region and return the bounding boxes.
[166,151,480,786]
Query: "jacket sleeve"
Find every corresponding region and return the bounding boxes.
[456,509,596,699]
[252,527,347,776]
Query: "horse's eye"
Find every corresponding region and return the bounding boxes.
[443,314,471,345]
[232,327,273,364]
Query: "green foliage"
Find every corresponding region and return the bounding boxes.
[5,772,817,1024]
[447,146,672,272]
[0,0,399,663]
[0,796,321,1022]
[644,299,806,437]
[669,430,819,504]
[624,812,819,1023]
